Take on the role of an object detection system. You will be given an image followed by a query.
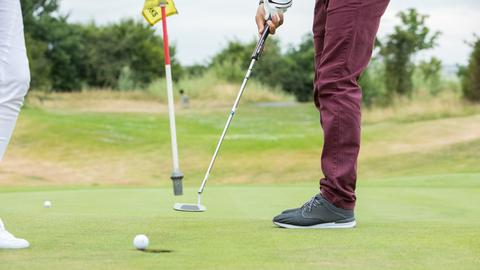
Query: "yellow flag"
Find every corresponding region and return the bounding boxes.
[142,0,178,26]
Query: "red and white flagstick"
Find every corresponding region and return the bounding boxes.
[160,4,183,196]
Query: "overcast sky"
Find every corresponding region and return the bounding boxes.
[59,0,480,66]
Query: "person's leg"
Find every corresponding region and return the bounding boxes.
[315,0,389,210]
[276,0,328,216]
[312,0,328,109]
[273,0,389,228]
[0,0,31,249]
[0,0,30,161]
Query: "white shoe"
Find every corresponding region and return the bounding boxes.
[0,219,30,249]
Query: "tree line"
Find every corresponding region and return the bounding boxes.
[22,0,480,104]
[21,0,182,91]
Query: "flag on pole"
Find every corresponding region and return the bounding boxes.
[142,0,178,26]
[141,0,184,195]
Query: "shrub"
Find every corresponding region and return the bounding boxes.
[461,37,480,102]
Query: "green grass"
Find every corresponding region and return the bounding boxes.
[0,177,479,270]
[7,101,480,186]
[1,93,480,269]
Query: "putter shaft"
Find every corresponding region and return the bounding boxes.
[196,26,271,198]
[197,59,257,195]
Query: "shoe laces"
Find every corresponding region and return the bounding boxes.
[302,195,321,213]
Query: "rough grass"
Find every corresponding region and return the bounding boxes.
[363,91,480,124]
[3,92,480,187]
[147,71,292,105]
[26,72,292,113]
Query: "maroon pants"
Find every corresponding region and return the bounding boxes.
[313,0,389,209]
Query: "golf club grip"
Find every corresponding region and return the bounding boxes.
[252,25,270,60]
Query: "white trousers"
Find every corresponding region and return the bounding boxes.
[0,0,30,161]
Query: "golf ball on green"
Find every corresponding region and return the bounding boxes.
[133,235,149,250]
[44,201,52,208]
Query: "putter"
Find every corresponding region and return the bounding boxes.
[173,27,270,212]
[173,0,292,212]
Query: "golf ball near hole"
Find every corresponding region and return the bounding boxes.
[133,235,149,250]
[44,201,52,208]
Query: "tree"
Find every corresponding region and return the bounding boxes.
[20,0,62,90]
[46,20,89,91]
[278,35,315,102]
[21,0,90,90]
[210,37,316,102]
[20,0,60,36]
[461,37,480,102]
[209,38,289,88]
[24,33,52,90]
[210,39,253,82]
[359,58,387,107]
[82,19,172,89]
[379,8,440,97]
[183,64,208,78]
[20,0,182,91]
[418,57,442,95]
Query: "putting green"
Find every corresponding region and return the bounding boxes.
[1,174,479,270]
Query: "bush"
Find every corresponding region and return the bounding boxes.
[25,33,52,91]
[378,9,440,98]
[117,66,136,91]
[416,57,443,96]
[209,36,315,102]
[277,35,315,102]
[461,38,480,102]
[20,0,181,92]
[359,59,387,107]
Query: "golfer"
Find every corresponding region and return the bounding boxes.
[0,0,31,248]
[257,0,390,228]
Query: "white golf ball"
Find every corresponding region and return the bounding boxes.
[133,234,149,250]
[44,201,52,208]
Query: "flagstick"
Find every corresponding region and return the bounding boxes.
[160,4,183,196]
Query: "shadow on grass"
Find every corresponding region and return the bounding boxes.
[140,249,174,254]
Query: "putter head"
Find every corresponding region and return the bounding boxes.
[173,203,206,212]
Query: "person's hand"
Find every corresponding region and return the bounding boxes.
[255,4,284,35]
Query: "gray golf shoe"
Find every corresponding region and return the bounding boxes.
[273,194,356,229]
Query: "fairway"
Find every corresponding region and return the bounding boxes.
[1,177,479,270]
